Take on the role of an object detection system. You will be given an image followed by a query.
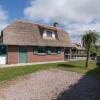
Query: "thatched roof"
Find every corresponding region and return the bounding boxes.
[73,43,85,50]
[2,20,74,47]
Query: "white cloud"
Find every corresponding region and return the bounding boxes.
[24,0,100,42]
[0,6,8,31]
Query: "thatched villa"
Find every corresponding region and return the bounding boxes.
[0,20,83,64]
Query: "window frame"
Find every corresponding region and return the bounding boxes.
[33,47,62,55]
[46,30,53,38]
[46,47,62,55]
[0,45,7,55]
[38,47,46,54]
[33,47,46,55]
[43,30,56,39]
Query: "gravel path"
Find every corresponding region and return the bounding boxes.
[0,69,100,100]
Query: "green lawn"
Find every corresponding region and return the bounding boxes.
[97,50,100,56]
[0,60,99,82]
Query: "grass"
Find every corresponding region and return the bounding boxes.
[97,51,100,56]
[0,60,99,82]
[58,61,100,76]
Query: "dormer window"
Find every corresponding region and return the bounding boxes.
[43,30,56,39]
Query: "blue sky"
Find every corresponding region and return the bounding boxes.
[0,0,28,22]
[0,0,100,43]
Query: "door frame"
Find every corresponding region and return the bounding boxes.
[0,45,7,64]
[19,46,27,63]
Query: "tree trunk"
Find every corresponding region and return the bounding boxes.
[85,47,90,68]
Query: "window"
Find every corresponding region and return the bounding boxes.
[46,31,53,38]
[51,48,57,53]
[33,47,46,55]
[0,46,7,55]
[46,47,61,54]
[46,47,51,54]
[33,47,61,55]
[33,47,38,54]
[51,48,61,54]
[43,30,56,39]
[57,48,62,54]
[38,47,46,53]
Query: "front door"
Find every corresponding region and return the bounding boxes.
[19,47,27,63]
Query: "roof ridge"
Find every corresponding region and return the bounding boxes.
[14,19,59,29]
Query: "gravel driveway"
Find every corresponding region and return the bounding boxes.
[0,69,100,100]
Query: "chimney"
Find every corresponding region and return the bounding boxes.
[53,22,59,27]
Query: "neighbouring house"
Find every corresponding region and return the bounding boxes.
[74,43,86,57]
[0,20,76,64]
[64,43,86,60]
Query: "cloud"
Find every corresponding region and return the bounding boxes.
[24,0,100,42]
[66,22,100,42]
[0,6,8,31]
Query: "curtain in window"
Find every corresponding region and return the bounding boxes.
[46,47,51,54]
[57,48,61,54]
[33,47,61,55]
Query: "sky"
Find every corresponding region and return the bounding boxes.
[0,0,100,43]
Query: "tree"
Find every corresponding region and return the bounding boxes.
[82,30,98,68]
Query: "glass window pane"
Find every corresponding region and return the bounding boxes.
[33,47,38,54]
[0,46,7,55]
[46,31,52,38]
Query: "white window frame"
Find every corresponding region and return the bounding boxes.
[43,30,56,39]
[46,30,53,38]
